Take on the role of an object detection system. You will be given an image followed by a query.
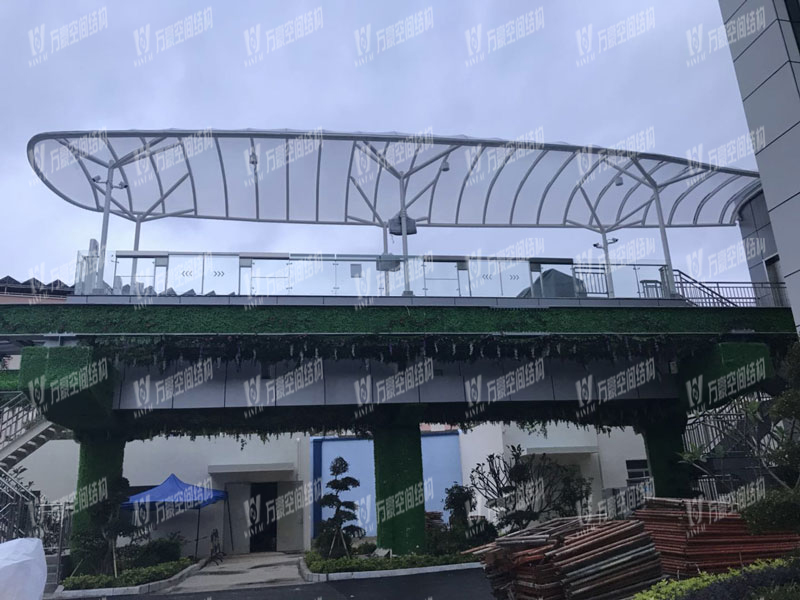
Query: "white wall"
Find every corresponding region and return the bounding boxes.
[16,438,80,500]
[596,426,647,490]
[17,433,312,555]
[458,423,504,519]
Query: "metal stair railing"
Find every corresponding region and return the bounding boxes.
[672,270,739,308]
[0,392,45,456]
[683,395,753,457]
[0,464,37,543]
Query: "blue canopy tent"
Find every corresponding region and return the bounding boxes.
[122,474,228,557]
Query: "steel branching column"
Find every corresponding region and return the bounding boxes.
[372,407,425,554]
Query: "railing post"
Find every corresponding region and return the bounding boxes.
[398,175,412,296]
[96,169,114,293]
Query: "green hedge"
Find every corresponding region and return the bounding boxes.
[62,558,192,590]
[303,550,475,573]
[0,304,793,336]
[632,558,800,600]
[742,489,800,534]
[0,370,20,391]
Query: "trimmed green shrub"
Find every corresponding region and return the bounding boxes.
[62,558,191,590]
[755,582,800,599]
[303,550,475,574]
[742,489,800,535]
[353,541,377,555]
[118,537,182,570]
[632,558,800,600]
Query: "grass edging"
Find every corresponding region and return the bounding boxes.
[53,559,201,598]
[299,555,482,582]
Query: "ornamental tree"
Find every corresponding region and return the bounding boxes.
[470,444,591,531]
[315,457,365,558]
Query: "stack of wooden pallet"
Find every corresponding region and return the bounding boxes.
[468,517,662,600]
[634,497,800,575]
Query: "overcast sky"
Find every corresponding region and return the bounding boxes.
[0,0,757,288]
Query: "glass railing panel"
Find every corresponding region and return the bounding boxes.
[534,263,579,298]
[166,254,206,295]
[628,264,667,299]
[202,255,239,296]
[466,258,503,297]
[249,258,294,295]
[112,256,158,294]
[497,259,532,298]
[418,260,461,297]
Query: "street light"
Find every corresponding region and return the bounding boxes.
[593,235,619,298]
[92,175,128,189]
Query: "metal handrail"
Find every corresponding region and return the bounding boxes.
[0,392,46,456]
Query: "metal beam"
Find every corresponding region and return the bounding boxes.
[483,148,516,223]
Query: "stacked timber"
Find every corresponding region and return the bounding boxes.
[634,497,800,576]
[467,517,662,600]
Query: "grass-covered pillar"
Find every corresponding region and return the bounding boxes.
[371,407,425,554]
[69,433,126,575]
[636,405,693,498]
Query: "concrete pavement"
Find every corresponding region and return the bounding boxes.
[162,552,306,594]
[65,569,493,599]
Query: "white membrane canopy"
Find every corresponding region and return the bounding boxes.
[28,129,761,232]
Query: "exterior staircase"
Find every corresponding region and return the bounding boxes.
[673,270,738,308]
[683,392,772,498]
[0,392,70,471]
[0,391,73,591]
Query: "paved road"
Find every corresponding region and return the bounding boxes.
[67,570,494,599]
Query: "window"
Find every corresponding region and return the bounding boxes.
[626,459,650,481]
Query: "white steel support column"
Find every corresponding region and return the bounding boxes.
[382,224,390,296]
[600,229,616,299]
[130,218,141,287]
[633,158,676,297]
[651,186,676,296]
[399,175,412,296]
[96,168,114,292]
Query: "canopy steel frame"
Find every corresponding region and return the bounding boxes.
[28,129,763,295]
